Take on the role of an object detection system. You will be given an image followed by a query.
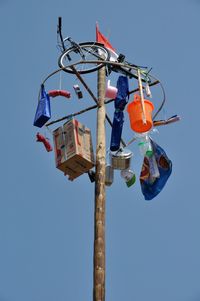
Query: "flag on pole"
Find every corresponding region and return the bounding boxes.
[96,22,116,52]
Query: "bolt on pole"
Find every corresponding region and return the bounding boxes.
[93,65,106,301]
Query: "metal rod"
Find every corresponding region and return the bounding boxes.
[45,99,115,127]
[93,66,106,301]
[45,81,160,127]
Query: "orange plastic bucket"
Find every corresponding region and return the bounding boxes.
[127,94,154,133]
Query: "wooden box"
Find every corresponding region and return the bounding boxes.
[53,119,95,180]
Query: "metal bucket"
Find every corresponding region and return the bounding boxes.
[110,149,132,170]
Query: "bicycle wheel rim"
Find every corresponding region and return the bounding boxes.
[58,42,110,74]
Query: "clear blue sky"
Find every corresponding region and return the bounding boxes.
[0,0,200,300]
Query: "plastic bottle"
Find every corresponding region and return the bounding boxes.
[148,154,160,180]
[137,132,153,157]
[105,164,114,186]
[120,169,136,187]
[145,82,152,98]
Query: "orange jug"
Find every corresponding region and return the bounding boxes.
[127,94,154,133]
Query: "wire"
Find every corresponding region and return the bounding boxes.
[151,74,166,120]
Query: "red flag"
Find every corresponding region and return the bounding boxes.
[96,23,115,52]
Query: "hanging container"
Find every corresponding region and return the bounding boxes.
[105,164,114,186]
[110,149,132,170]
[137,132,153,157]
[105,80,118,99]
[121,169,136,187]
[127,94,154,133]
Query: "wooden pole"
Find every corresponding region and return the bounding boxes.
[93,65,106,301]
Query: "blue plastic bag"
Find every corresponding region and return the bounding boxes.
[140,140,172,200]
[33,85,51,128]
[110,76,129,151]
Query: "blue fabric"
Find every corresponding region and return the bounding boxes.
[110,76,129,151]
[114,76,129,110]
[33,86,51,128]
[140,140,172,200]
[110,111,124,151]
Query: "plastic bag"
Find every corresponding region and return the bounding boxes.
[140,140,172,200]
[33,85,51,128]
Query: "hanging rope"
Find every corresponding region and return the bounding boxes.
[59,71,62,90]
